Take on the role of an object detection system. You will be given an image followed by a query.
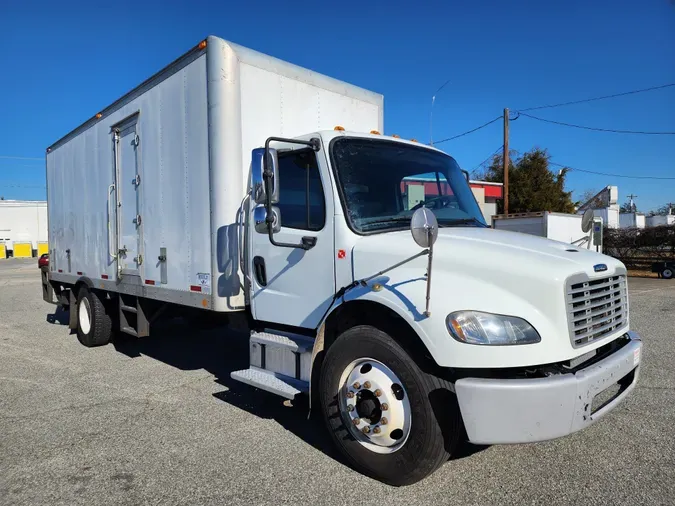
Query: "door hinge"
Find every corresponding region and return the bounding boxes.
[133,214,142,226]
[134,255,143,265]
[132,134,140,147]
[132,174,141,186]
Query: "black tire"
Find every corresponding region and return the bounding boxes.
[76,286,113,347]
[319,325,461,486]
[662,267,674,280]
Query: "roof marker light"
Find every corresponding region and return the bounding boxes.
[198,40,207,50]
[334,126,345,131]
[370,130,381,135]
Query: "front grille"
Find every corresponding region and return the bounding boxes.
[566,275,628,348]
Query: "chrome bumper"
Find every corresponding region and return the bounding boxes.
[455,331,642,445]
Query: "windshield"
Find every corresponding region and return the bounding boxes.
[331,138,487,233]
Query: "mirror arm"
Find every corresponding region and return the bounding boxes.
[262,136,321,250]
[357,249,430,286]
[424,228,434,317]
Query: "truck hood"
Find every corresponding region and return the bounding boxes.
[348,227,627,369]
[352,227,622,277]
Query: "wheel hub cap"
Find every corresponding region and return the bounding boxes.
[338,358,412,454]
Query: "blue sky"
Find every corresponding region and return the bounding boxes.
[1,0,674,211]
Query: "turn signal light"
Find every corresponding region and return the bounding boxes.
[334,125,345,131]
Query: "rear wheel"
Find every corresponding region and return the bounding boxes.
[319,325,461,486]
[662,267,673,280]
[76,286,113,347]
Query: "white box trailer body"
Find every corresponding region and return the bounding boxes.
[646,214,675,227]
[46,36,383,311]
[0,200,48,254]
[492,211,599,251]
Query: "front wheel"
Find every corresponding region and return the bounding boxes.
[662,267,674,280]
[319,325,461,486]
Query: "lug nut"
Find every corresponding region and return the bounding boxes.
[352,418,361,426]
[363,381,371,389]
[347,404,354,412]
[380,417,388,425]
[353,382,361,389]
[374,389,382,397]
[373,426,381,434]
[361,426,370,434]
[346,391,354,399]
[381,403,388,411]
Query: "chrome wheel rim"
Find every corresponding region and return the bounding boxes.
[337,358,412,454]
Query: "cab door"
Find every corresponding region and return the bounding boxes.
[248,140,335,329]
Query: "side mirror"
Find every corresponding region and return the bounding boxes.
[581,208,593,233]
[411,207,439,248]
[251,147,280,205]
[253,205,281,234]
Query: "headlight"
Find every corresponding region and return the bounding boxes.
[446,311,541,346]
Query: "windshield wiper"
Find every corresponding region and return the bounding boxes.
[439,217,488,228]
[359,216,411,230]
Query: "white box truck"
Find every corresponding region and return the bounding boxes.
[43,36,642,486]
[493,211,603,253]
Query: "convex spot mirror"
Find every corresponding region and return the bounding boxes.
[251,147,280,205]
[581,208,593,233]
[254,206,281,234]
[411,207,438,248]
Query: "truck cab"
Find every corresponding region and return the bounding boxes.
[236,128,642,485]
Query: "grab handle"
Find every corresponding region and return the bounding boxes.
[107,184,116,259]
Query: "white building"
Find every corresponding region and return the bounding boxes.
[0,200,48,258]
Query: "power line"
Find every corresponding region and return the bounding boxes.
[550,161,675,180]
[519,83,675,111]
[471,145,503,175]
[519,112,675,135]
[432,116,503,145]
[0,155,43,161]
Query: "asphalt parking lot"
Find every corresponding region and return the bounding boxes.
[1,258,674,505]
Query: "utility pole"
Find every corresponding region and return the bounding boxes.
[627,193,638,212]
[503,108,509,215]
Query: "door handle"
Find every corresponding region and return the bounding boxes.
[107,184,116,259]
[253,256,267,286]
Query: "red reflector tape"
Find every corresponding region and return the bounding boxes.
[190,285,202,292]
[101,274,109,279]
[58,269,63,273]
[77,271,83,275]
[145,279,155,285]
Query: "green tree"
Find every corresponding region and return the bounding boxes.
[650,203,673,216]
[620,202,637,213]
[478,148,575,214]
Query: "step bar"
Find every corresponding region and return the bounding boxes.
[231,330,313,399]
